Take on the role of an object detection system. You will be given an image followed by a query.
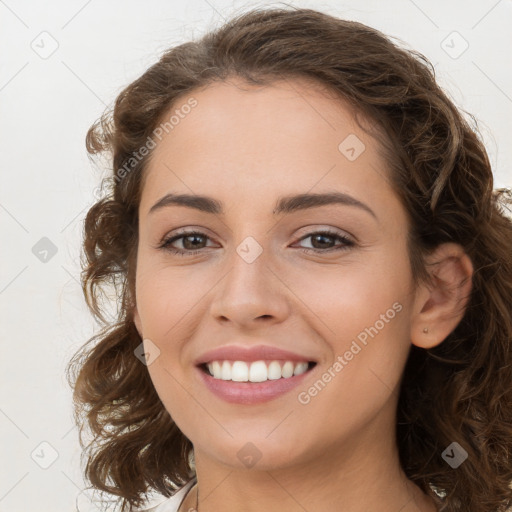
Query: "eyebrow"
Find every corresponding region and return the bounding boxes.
[148,191,377,220]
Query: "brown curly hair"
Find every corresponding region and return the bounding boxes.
[66,5,512,511]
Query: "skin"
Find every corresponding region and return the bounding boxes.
[133,76,473,512]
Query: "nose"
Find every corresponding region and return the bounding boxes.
[209,246,290,329]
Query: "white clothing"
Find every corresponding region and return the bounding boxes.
[133,478,197,512]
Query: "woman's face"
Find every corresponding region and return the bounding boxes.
[133,77,421,471]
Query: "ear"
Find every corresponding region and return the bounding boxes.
[133,305,143,339]
[411,242,473,349]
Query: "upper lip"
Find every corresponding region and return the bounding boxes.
[194,344,317,366]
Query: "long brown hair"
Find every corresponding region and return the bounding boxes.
[66,6,512,511]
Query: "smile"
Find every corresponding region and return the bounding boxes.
[196,360,318,404]
[201,359,315,382]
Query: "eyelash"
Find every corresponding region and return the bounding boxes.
[158,229,355,256]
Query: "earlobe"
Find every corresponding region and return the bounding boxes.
[411,243,473,349]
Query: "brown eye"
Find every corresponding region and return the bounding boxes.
[158,229,355,257]
[160,230,213,256]
[295,230,355,254]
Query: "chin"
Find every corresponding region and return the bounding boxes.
[195,433,312,472]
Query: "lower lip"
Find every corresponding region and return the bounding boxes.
[196,365,315,404]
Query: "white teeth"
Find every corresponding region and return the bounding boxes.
[231,361,249,382]
[221,361,231,380]
[204,360,312,382]
[212,361,221,378]
[248,360,268,382]
[267,361,282,380]
[281,361,294,378]
[293,362,309,376]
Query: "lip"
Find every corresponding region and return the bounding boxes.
[196,363,317,404]
[194,344,317,366]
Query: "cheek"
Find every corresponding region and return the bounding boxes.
[287,253,411,345]
[290,277,412,453]
[135,257,211,338]
[287,247,413,397]
[135,259,211,407]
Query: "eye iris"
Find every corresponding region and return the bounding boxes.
[311,234,335,249]
[183,234,206,250]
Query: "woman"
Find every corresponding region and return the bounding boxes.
[66,6,512,512]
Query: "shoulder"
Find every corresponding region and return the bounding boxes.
[130,478,197,512]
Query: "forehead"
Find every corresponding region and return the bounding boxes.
[140,76,394,217]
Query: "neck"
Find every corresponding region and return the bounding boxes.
[181,410,439,512]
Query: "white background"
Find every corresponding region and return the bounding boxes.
[1,0,511,510]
